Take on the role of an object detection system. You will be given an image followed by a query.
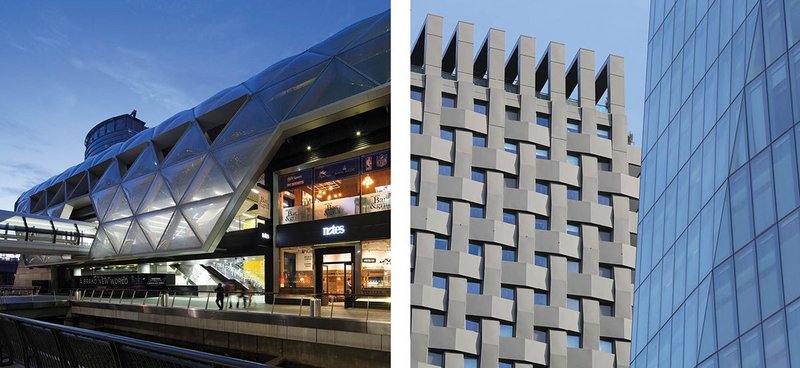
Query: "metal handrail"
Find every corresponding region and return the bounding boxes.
[0,311,269,367]
[64,288,390,322]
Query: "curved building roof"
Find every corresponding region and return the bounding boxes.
[15,9,389,264]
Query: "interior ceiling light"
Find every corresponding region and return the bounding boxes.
[362,175,374,188]
[306,146,311,151]
[356,131,361,136]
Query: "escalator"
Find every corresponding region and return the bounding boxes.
[199,264,245,290]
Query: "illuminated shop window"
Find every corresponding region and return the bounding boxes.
[279,246,314,292]
[278,150,391,224]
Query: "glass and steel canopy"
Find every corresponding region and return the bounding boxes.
[0,210,95,255]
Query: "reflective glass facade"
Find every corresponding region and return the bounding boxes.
[634,0,800,366]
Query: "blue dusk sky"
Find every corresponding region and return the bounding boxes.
[0,1,388,210]
[412,0,650,146]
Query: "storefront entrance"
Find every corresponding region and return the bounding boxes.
[314,245,355,305]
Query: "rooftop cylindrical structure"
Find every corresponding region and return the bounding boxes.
[84,113,147,159]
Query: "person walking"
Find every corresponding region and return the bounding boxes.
[214,283,225,310]
[225,281,234,309]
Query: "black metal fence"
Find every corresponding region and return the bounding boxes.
[0,312,270,367]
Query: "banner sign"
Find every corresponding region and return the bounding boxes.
[360,190,391,213]
[279,170,313,191]
[315,158,359,181]
[362,150,390,172]
[75,274,175,289]
[257,187,271,219]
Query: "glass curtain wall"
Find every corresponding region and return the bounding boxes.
[634,0,800,366]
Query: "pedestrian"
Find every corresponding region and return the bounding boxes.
[225,281,234,309]
[246,280,255,307]
[236,283,247,308]
[214,283,224,310]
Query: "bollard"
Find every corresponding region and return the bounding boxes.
[159,293,170,307]
[309,298,322,317]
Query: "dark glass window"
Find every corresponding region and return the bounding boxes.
[467,280,482,294]
[430,312,446,327]
[504,175,518,188]
[427,351,443,367]
[535,253,549,268]
[411,157,420,170]
[465,318,480,332]
[411,193,418,206]
[567,152,581,167]
[598,192,612,206]
[536,181,550,195]
[434,236,449,250]
[600,302,614,317]
[598,125,611,139]
[501,286,515,300]
[432,274,447,289]
[436,199,451,213]
[504,141,518,154]
[471,169,486,183]
[463,357,478,368]
[536,147,550,159]
[598,158,612,171]
[440,128,454,141]
[599,227,613,241]
[468,242,483,256]
[442,93,456,108]
[536,113,551,128]
[502,247,517,262]
[534,290,549,305]
[470,205,485,218]
[472,133,487,147]
[503,211,518,225]
[567,259,581,273]
[499,362,513,368]
[567,222,581,236]
[567,186,581,200]
[535,217,550,230]
[599,265,613,278]
[438,162,452,176]
[567,119,581,133]
[474,99,488,115]
[567,334,581,348]
[506,106,520,121]
[567,296,581,311]
[411,120,422,134]
[533,328,548,343]
[599,339,614,353]
[499,323,514,337]
[411,87,424,101]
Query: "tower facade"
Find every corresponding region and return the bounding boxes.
[634,0,800,366]
[410,15,641,367]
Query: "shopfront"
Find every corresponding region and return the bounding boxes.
[275,149,391,300]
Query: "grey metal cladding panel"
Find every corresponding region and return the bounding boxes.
[410,15,639,367]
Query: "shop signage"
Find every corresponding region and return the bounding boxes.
[261,232,271,240]
[313,197,358,219]
[276,211,390,247]
[361,190,391,213]
[257,187,271,220]
[282,205,312,224]
[322,224,345,236]
[315,158,360,181]
[362,258,376,263]
[362,150,390,172]
[279,170,313,191]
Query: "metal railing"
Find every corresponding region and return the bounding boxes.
[0,311,269,367]
[66,289,390,322]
